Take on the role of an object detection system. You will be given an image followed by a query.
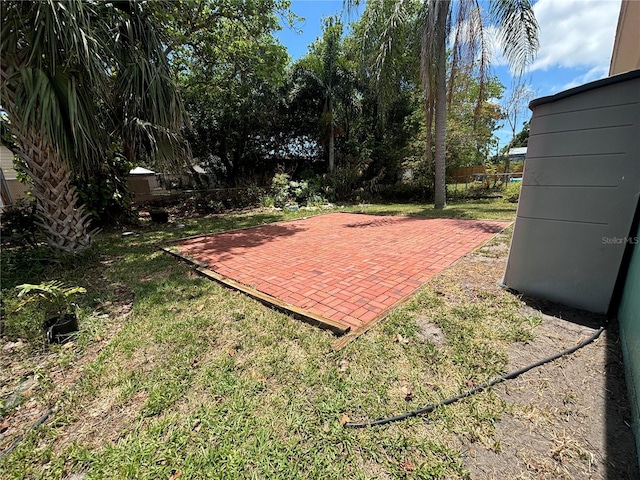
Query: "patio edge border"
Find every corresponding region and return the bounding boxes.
[160,247,351,336]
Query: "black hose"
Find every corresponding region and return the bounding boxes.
[0,407,54,461]
[344,325,605,428]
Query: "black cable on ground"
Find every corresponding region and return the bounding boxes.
[0,407,54,461]
[344,325,605,428]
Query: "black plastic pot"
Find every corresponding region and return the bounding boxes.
[42,313,78,344]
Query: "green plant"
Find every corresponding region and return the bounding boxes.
[271,173,291,207]
[73,151,134,226]
[261,195,276,208]
[269,174,326,207]
[16,281,86,318]
[503,181,522,203]
[0,198,39,247]
[321,159,383,202]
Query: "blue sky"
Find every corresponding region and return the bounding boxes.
[275,0,623,148]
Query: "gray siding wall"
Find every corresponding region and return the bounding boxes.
[503,75,640,313]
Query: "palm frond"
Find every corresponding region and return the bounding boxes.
[1,0,110,177]
[489,0,539,74]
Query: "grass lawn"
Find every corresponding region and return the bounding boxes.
[0,199,545,479]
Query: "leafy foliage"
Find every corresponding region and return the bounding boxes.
[505,120,530,150]
[502,181,522,203]
[289,17,359,173]
[0,198,39,248]
[73,152,134,226]
[267,173,326,207]
[164,0,291,184]
[16,281,86,318]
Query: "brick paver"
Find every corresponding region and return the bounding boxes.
[176,213,509,331]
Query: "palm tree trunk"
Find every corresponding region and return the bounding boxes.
[2,64,93,252]
[13,128,93,252]
[434,19,447,210]
[328,97,335,173]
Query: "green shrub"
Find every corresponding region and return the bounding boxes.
[503,181,522,203]
[73,152,134,226]
[270,173,291,207]
[269,173,326,207]
[261,195,275,208]
[321,160,385,202]
[0,198,39,247]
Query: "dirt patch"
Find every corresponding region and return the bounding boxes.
[414,316,446,348]
[456,238,639,479]
[53,390,148,452]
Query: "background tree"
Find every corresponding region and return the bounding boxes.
[346,0,538,208]
[345,0,537,206]
[501,78,535,173]
[158,0,292,183]
[1,0,187,251]
[292,17,354,173]
[346,0,421,185]
[508,120,530,149]
[179,33,288,183]
[446,67,504,169]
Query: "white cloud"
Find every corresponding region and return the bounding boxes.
[558,65,610,91]
[528,0,621,72]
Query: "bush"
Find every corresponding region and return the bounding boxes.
[503,181,522,203]
[181,185,263,214]
[269,173,326,207]
[0,198,39,247]
[321,160,385,202]
[73,153,134,226]
[382,182,430,202]
[270,173,291,207]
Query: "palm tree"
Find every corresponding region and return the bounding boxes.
[1,0,186,252]
[295,17,349,173]
[348,0,538,208]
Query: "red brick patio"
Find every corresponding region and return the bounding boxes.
[171,213,509,337]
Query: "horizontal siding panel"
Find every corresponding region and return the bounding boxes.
[530,103,638,135]
[527,125,635,158]
[516,185,633,225]
[533,78,640,116]
[522,154,635,186]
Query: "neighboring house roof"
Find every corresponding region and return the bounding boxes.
[129,166,155,175]
[508,147,527,157]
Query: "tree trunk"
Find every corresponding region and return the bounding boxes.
[328,97,335,173]
[13,128,93,252]
[434,23,447,210]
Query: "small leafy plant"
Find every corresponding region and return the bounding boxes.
[503,181,522,203]
[16,281,86,318]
